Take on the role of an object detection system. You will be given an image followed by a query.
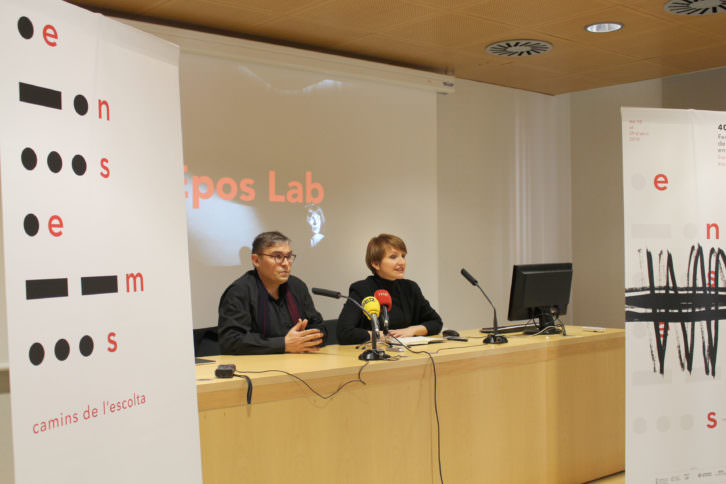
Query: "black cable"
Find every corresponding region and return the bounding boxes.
[232,373,253,404]
[234,360,369,401]
[390,335,444,484]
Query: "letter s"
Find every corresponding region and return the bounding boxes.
[707,411,717,429]
[100,158,110,179]
[107,332,117,352]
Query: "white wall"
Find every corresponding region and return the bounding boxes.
[437,78,572,329]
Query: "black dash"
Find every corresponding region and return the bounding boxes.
[19,82,61,110]
[26,278,68,299]
[81,276,118,295]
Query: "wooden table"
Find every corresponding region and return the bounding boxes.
[195,326,625,484]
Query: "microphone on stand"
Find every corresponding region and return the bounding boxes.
[312,287,389,360]
[460,268,507,345]
[374,289,392,335]
[359,296,389,360]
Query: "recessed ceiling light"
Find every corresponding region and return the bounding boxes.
[585,22,623,33]
[665,0,726,15]
[486,40,553,57]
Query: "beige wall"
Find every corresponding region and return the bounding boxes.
[569,79,663,328]
[436,78,571,330]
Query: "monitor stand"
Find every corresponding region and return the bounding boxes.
[522,325,561,335]
[524,310,561,335]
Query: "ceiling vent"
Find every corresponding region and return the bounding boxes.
[486,40,553,57]
[664,0,726,15]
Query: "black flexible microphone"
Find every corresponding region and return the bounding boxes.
[460,268,507,345]
[461,268,478,286]
[311,287,342,299]
[311,287,375,325]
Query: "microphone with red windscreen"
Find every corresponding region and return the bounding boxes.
[374,289,392,334]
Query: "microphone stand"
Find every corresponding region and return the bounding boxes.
[476,285,507,344]
[460,269,507,345]
[358,311,389,361]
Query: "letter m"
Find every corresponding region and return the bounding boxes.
[126,273,144,292]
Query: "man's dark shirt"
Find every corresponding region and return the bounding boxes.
[218,270,325,355]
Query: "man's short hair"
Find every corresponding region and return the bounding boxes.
[252,231,291,255]
[365,234,407,274]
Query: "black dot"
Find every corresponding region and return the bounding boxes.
[74,95,88,116]
[29,343,44,366]
[17,17,33,39]
[79,335,94,357]
[21,147,37,170]
[24,213,39,236]
[47,151,62,173]
[72,154,87,175]
[55,339,70,361]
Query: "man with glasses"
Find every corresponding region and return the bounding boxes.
[218,231,326,354]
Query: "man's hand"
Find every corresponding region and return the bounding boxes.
[285,319,323,353]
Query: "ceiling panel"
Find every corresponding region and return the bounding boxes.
[649,41,726,72]
[380,13,515,48]
[253,16,372,48]
[203,0,328,15]
[146,0,276,32]
[460,0,615,27]
[68,0,726,95]
[336,33,458,70]
[294,0,436,31]
[534,6,672,44]
[626,0,726,40]
[573,25,716,60]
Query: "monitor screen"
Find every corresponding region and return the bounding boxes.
[507,263,573,328]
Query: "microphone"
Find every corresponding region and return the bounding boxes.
[460,268,507,345]
[460,268,478,286]
[374,289,391,335]
[312,287,389,360]
[312,287,373,319]
[311,287,342,299]
[361,296,381,334]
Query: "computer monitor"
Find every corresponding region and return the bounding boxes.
[507,263,572,333]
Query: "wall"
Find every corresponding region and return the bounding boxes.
[569,79,663,328]
[437,78,572,330]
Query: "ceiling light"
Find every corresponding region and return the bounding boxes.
[665,0,726,15]
[585,22,623,33]
[486,40,553,57]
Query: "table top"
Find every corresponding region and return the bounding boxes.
[195,326,624,405]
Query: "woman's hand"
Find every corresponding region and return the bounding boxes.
[389,325,427,338]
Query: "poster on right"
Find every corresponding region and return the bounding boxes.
[623,107,725,483]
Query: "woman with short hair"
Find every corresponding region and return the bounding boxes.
[337,234,443,345]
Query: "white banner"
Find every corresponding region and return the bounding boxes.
[0,0,201,482]
[623,107,726,483]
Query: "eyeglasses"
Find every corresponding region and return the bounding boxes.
[260,253,296,264]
